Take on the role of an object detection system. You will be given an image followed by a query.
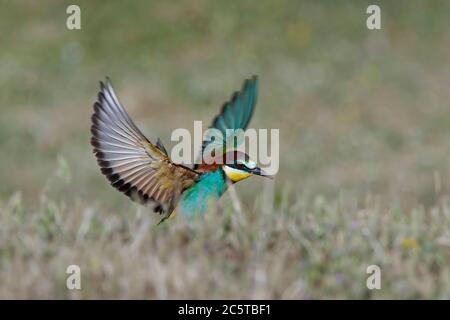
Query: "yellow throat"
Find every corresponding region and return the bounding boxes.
[223,165,252,182]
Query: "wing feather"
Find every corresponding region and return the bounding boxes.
[196,76,258,166]
[91,78,199,217]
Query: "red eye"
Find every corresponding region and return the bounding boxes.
[236,163,246,170]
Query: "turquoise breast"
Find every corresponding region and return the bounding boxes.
[178,169,228,219]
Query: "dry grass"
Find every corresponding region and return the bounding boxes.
[1,180,450,299]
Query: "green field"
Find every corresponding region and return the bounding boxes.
[1,1,450,298]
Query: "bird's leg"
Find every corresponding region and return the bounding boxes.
[157,215,170,225]
[157,208,177,225]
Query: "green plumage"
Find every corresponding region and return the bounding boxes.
[182,76,259,218]
[212,76,258,134]
[199,76,258,158]
[179,170,227,219]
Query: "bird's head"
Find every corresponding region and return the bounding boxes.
[221,151,272,183]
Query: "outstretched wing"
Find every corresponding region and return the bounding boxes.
[90,78,199,218]
[196,76,258,166]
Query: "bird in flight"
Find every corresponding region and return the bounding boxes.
[90,76,270,223]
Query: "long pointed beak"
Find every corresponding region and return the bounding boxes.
[251,167,274,179]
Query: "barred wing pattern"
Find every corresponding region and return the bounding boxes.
[90,79,199,217]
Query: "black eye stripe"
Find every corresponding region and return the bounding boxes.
[233,163,246,170]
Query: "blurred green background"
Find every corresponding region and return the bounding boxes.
[1,0,450,299]
[2,0,450,207]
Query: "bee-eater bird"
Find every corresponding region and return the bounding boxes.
[90,76,270,223]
